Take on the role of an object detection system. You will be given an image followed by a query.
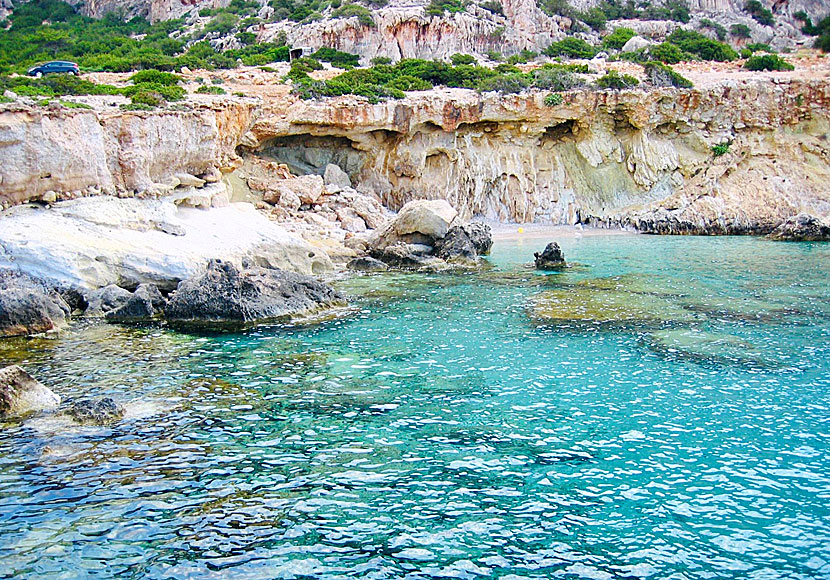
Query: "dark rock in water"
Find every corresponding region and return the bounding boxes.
[463,222,493,256]
[164,259,345,327]
[67,397,125,425]
[84,285,133,317]
[768,214,830,241]
[0,365,61,419]
[0,271,69,337]
[370,243,431,269]
[434,226,477,260]
[347,257,389,272]
[534,242,566,270]
[106,284,166,323]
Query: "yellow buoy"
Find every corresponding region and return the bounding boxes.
[518,227,524,234]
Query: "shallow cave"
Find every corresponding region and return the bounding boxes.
[246,135,366,178]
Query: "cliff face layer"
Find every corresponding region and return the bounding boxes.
[2,76,829,235]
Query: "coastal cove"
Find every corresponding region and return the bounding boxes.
[1,233,828,578]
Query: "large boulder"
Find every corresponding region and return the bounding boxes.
[264,175,325,206]
[84,284,133,317]
[164,259,345,327]
[0,365,61,419]
[534,242,566,270]
[622,35,652,53]
[369,200,458,251]
[0,271,69,337]
[768,214,830,241]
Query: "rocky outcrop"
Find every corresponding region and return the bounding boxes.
[0,101,254,208]
[0,271,69,337]
[164,259,346,327]
[105,283,167,322]
[0,197,333,291]
[767,213,830,241]
[0,365,61,419]
[368,199,492,268]
[534,242,566,269]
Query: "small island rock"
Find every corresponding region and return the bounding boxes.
[0,365,61,419]
[534,242,566,270]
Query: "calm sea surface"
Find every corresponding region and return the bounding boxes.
[1,233,828,579]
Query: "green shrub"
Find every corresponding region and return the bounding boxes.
[130,90,163,107]
[596,69,639,89]
[746,42,773,53]
[744,54,794,71]
[543,37,599,59]
[387,74,432,91]
[712,141,730,156]
[450,53,476,66]
[602,27,635,50]
[331,3,375,27]
[730,23,751,38]
[643,61,693,88]
[667,29,738,61]
[426,0,465,16]
[313,47,360,68]
[647,42,689,64]
[58,99,92,109]
[477,72,530,93]
[507,50,538,64]
[698,18,727,41]
[544,92,563,106]
[236,31,256,45]
[204,12,239,35]
[129,69,181,85]
[371,56,392,65]
[480,0,503,15]
[532,67,582,90]
[196,84,227,94]
[744,0,774,26]
[740,48,752,58]
[123,82,185,100]
[485,50,502,61]
[578,7,607,31]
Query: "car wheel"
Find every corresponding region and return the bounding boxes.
[35,72,42,78]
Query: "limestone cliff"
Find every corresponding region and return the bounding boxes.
[243,78,830,232]
[0,100,253,208]
[2,75,830,236]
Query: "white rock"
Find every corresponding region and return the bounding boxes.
[324,164,351,191]
[393,199,457,238]
[0,197,334,291]
[622,35,652,53]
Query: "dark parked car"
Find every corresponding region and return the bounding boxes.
[27,61,80,77]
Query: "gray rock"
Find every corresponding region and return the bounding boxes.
[463,222,493,255]
[434,226,477,260]
[66,397,125,425]
[105,284,166,323]
[0,365,61,419]
[84,284,133,317]
[534,242,566,270]
[622,35,652,53]
[0,271,69,337]
[768,213,830,241]
[370,243,431,269]
[347,257,389,272]
[164,259,345,328]
[324,164,351,191]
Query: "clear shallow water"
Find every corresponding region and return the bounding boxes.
[1,233,829,579]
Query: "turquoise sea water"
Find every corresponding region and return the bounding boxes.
[1,233,829,579]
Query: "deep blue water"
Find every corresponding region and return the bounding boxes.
[0,233,829,579]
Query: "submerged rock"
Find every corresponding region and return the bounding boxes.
[768,214,830,241]
[0,271,69,337]
[66,397,125,425]
[534,242,566,270]
[164,259,345,327]
[0,365,61,419]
